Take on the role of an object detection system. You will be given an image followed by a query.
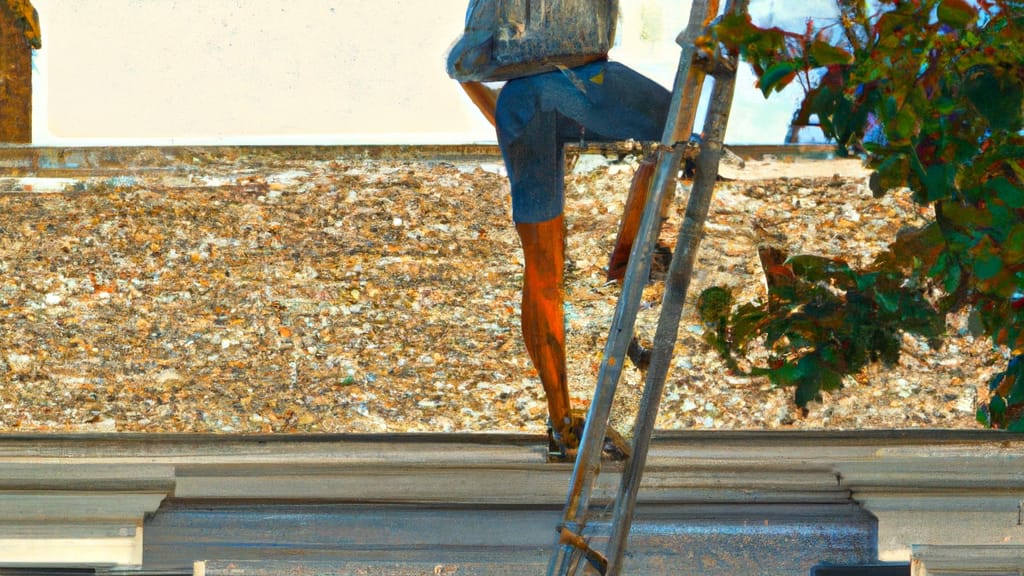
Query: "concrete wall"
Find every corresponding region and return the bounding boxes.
[29,0,840,146]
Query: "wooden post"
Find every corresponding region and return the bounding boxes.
[0,0,40,143]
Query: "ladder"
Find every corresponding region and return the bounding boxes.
[548,0,747,573]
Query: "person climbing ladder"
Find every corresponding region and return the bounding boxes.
[447,1,675,460]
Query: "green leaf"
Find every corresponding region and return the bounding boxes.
[888,107,921,146]
[934,96,957,115]
[855,271,880,292]
[1004,225,1024,263]
[712,12,757,48]
[807,39,852,67]
[869,154,910,198]
[988,202,1015,233]
[942,201,992,229]
[697,286,733,325]
[1009,383,1024,407]
[795,378,820,407]
[973,251,1004,281]
[794,379,819,405]
[989,177,1024,209]
[759,61,798,96]
[879,222,944,270]
[1009,157,1024,183]
[1005,357,1024,404]
[787,254,852,284]
[730,305,769,348]
[991,366,1007,389]
[963,65,1024,131]
[884,95,898,120]
[943,259,963,295]
[977,405,992,427]
[929,251,949,278]
[874,289,900,314]
[769,360,802,388]
[820,365,843,392]
[937,0,978,28]
[990,395,1008,423]
[972,237,1003,280]
[924,163,954,202]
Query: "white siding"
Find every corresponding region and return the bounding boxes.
[30,0,830,145]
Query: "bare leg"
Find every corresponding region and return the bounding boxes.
[515,215,573,444]
[459,82,499,128]
[606,155,656,281]
[606,154,674,283]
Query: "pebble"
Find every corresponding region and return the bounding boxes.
[6,353,33,373]
[155,369,185,384]
[571,154,610,175]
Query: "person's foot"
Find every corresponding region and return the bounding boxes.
[626,336,652,371]
[648,242,673,282]
[605,241,673,283]
[547,412,631,462]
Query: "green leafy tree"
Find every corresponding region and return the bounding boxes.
[704,0,1024,429]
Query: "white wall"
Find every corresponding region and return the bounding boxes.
[29,0,840,146]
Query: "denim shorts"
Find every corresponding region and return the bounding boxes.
[495,61,671,223]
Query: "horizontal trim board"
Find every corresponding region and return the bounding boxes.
[1,431,1021,573]
[0,143,844,176]
[147,502,876,575]
[0,536,138,566]
[911,545,1024,576]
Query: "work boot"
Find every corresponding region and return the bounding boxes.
[547,411,631,463]
[607,241,674,283]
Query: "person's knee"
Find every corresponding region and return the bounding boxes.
[495,78,539,126]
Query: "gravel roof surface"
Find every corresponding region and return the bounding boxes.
[0,149,998,435]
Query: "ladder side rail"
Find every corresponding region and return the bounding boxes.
[546,1,717,573]
[602,1,747,573]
